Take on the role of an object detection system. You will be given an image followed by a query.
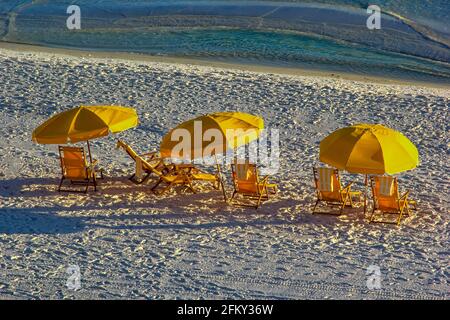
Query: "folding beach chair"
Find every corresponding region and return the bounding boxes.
[117,140,220,192]
[58,146,103,193]
[370,176,417,225]
[116,140,165,184]
[130,156,196,195]
[312,167,361,214]
[230,161,277,209]
[170,164,221,190]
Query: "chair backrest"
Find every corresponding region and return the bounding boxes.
[117,139,161,165]
[231,161,260,194]
[313,167,342,202]
[137,154,170,178]
[116,140,139,161]
[59,146,88,179]
[371,176,399,211]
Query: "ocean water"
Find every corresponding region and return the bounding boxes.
[0,0,449,83]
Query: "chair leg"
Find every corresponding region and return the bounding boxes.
[151,178,163,192]
[397,203,408,225]
[58,177,65,192]
[131,172,151,185]
[141,172,152,184]
[272,185,278,195]
[158,185,171,195]
[339,192,353,214]
[255,193,264,209]
[339,194,348,214]
[163,181,178,195]
[213,178,220,190]
[186,180,196,194]
[312,199,319,214]
[129,172,148,184]
[153,180,174,195]
[92,173,97,192]
[369,207,376,223]
[397,210,403,226]
[348,194,353,207]
[404,202,411,217]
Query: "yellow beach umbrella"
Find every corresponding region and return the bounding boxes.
[33,105,138,144]
[33,105,138,162]
[160,111,264,160]
[320,123,419,212]
[160,111,264,201]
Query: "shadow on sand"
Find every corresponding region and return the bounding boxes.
[0,176,366,235]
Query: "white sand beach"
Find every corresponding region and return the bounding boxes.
[0,46,448,299]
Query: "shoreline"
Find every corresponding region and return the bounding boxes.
[1,41,449,90]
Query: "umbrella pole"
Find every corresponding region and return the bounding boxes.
[215,155,228,203]
[364,174,368,215]
[87,140,93,165]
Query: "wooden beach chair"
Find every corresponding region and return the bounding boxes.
[117,140,219,191]
[58,146,103,193]
[171,164,221,190]
[151,161,226,195]
[134,156,195,195]
[116,140,165,184]
[370,176,417,225]
[312,167,361,214]
[230,161,277,209]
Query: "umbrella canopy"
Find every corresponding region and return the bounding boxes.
[160,112,264,160]
[32,106,138,144]
[320,123,418,175]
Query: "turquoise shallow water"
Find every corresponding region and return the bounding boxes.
[1,1,449,83]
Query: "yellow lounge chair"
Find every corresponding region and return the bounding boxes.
[58,146,103,193]
[370,176,417,225]
[116,140,166,184]
[312,167,361,214]
[117,140,219,191]
[170,163,221,190]
[230,161,277,209]
[133,156,195,195]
